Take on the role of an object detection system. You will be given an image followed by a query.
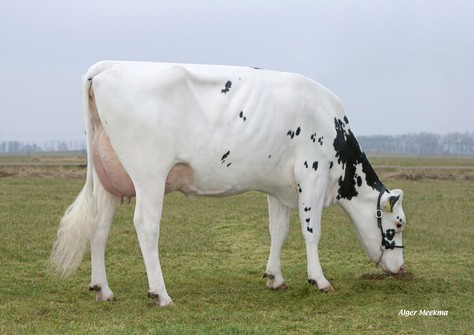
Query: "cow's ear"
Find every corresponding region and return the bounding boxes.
[382,189,403,212]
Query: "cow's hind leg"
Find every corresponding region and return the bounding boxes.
[133,179,173,307]
[297,176,334,292]
[264,195,290,290]
[89,177,117,301]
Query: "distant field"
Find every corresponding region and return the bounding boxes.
[0,154,472,334]
[1,152,474,179]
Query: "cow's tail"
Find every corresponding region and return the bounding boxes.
[51,62,114,276]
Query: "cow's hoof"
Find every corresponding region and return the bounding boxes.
[319,284,336,293]
[272,282,288,290]
[308,279,335,293]
[89,285,115,302]
[148,291,174,307]
[264,272,287,290]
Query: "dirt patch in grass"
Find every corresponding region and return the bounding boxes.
[0,166,86,179]
[359,272,416,281]
[379,169,474,181]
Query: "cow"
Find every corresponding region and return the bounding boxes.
[51,61,406,307]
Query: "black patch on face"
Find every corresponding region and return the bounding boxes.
[239,111,247,122]
[389,195,400,210]
[333,117,383,200]
[312,161,318,171]
[221,81,232,94]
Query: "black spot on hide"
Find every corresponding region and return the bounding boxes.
[333,117,383,200]
[304,207,311,212]
[221,150,231,165]
[318,137,324,145]
[312,161,319,171]
[287,127,301,139]
[221,150,230,161]
[329,161,333,169]
[221,81,232,94]
[304,161,309,168]
[307,227,313,233]
[297,184,302,193]
[239,111,247,122]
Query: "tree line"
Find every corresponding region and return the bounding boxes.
[358,132,474,156]
[0,140,86,154]
[0,132,473,156]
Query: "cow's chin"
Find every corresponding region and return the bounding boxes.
[377,250,405,275]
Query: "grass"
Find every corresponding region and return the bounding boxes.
[0,156,473,334]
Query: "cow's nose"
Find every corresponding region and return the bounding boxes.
[399,265,405,273]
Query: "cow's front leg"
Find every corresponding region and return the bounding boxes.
[264,195,290,290]
[134,186,173,307]
[298,178,335,292]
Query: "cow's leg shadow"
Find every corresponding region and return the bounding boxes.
[264,195,290,290]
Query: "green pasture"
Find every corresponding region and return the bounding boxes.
[0,155,472,334]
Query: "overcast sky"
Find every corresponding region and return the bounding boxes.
[1,0,473,142]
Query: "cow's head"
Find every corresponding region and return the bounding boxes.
[345,188,406,275]
[368,188,406,274]
[374,188,406,274]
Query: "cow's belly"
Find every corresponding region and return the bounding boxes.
[93,127,297,207]
[93,127,261,199]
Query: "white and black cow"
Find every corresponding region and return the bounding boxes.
[51,61,406,307]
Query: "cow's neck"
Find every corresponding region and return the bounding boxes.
[334,156,386,260]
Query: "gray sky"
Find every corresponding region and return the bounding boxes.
[1,0,473,141]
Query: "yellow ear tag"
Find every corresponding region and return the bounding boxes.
[386,202,393,213]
